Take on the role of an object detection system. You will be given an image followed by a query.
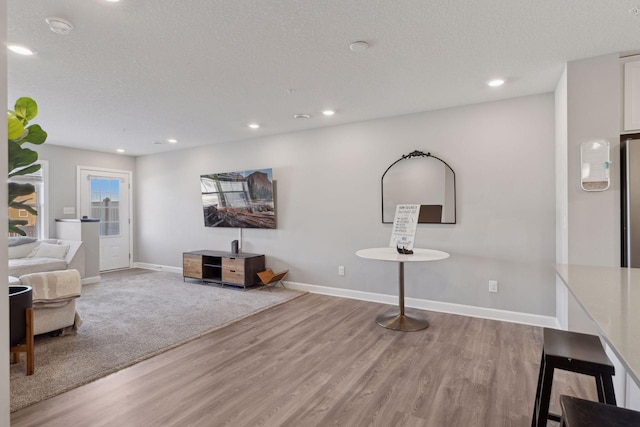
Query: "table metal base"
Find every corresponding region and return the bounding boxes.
[374,261,430,331]
[376,312,430,331]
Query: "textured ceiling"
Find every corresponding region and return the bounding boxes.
[7,1,640,156]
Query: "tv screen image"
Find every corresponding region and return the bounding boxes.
[200,168,275,229]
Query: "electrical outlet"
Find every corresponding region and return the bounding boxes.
[488,280,498,293]
[338,266,345,276]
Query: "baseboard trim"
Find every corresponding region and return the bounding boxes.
[133,262,182,275]
[130,264,558,328]
[81,276,101,285]
[283,281,559,328]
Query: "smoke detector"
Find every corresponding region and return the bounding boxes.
[45,17,74,35]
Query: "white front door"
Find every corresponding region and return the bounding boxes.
[78,168,132,271]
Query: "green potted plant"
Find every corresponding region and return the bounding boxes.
[7,97,47,235]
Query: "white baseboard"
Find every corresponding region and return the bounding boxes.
[133,262,182,275]
[81,276,101,285]
[284,280,559,328]
[129,264,558,328]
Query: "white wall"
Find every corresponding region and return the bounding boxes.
[1,0,9,423]
[136,93,557,316]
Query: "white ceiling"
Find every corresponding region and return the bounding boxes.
[8,1,640,156]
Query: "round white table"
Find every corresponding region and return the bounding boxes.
[356,247,450,331]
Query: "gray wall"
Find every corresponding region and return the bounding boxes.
[136,93,557,316]
[555,66,569,329]
[567,53,621,267]
[563,53,622,333]
[35,144,136,237]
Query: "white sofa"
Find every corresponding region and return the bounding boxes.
[8,238,85,279]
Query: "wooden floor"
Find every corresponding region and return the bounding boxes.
[11,293,596,427]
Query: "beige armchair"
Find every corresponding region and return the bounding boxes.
[19,269,83,336]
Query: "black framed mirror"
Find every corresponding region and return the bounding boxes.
[381,150,456,224]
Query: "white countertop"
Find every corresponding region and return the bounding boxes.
[555,264,640,385]
[356,247,450,262]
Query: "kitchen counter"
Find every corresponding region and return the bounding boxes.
[555,264,640,386]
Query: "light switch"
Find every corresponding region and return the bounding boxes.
[63,207,75,215]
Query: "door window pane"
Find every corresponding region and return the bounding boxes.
[91,177,121,237]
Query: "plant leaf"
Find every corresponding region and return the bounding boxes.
[9,163,41,179]
[7,97,45,237]
[8,114,25,140]
[8,181,36,203]
[8,141,38,174]
[21,124,47,145]
[9,220,28,236]
[9,201,37,214]
[14,97,38,122]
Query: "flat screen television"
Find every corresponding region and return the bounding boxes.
[200,168,275,229]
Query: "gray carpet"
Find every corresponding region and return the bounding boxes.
[10,269,303,412]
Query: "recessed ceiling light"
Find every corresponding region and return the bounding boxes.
[629,7,640,16]
[322,110,335,116]
[293,114,311,119]
[167,138,178,144]
[8,44,35,56]
[152,140,165,145]
[116,148,125,153]
[349,41,369,52]
[45,17,74,35]
[487,79,505,87]
[248,123,260,129]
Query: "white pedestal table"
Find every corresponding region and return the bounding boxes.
[356,247,449,331]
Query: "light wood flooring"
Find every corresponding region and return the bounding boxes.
[11,293,597,426]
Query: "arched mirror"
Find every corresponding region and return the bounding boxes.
[381,150,456,224]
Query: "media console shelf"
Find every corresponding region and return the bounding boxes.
[183,250,265,289]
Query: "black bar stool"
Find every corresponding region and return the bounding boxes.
[531,328,616,427]
[560,395,640,426]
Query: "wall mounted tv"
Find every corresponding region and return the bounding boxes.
[200,168,275,229]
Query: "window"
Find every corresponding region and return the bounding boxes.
[8,160,48,239]
[90,177,121,236]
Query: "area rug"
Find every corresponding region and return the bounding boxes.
[10,269,303,412]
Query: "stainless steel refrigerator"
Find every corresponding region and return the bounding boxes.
[622,136,640,267]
